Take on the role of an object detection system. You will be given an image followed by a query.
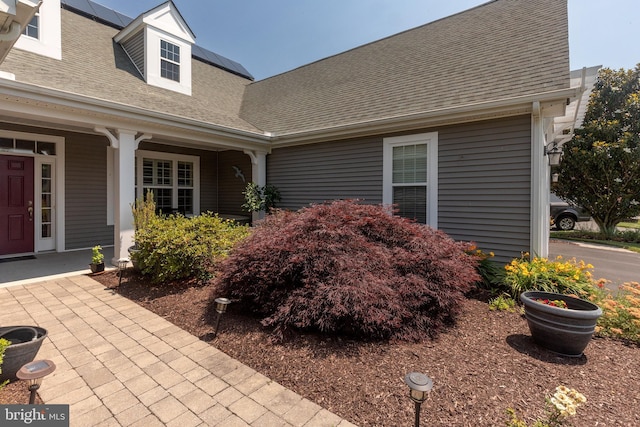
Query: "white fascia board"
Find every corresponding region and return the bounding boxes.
[271,87,581,148]
[0,78,271,149]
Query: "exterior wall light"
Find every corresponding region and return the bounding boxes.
[545,141,562,166]
[16,359,56,404]
[213,298,231,337]
[405,371,433,427]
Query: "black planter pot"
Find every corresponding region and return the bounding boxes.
[90,262,105,273]
[520,291,602,357]
[0,326,48,382]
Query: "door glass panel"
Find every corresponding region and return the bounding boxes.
[41,163,53,239]
[37,142,56,156]
[16,139,35,153]
[0,137,12,150]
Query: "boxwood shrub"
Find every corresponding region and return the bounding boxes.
[213,200,480,341]
[134,213,249,284]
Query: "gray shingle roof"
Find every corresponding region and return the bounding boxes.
[1,8,264,134]
[240,0,570,135]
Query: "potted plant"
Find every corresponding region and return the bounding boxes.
[90,245,105,273]
[520,290,602,357]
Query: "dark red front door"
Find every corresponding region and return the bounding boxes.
[0,155,34,256]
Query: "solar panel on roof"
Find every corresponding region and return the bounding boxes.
[113,11,133,27]
[62,0,253,80]
[61,0,96,18]
[88,1,125,27]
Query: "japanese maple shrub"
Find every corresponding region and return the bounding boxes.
[213,200,480,341]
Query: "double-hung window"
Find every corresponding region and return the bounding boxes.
[160,40,180,82]
[383,132,438,227]
[136,151,199,215]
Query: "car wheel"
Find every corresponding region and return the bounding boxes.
[556,215,576,231]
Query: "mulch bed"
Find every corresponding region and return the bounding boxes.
[5,270,639,426]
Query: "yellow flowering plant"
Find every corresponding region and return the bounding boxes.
[503,254,595,299]
[506,386,586,427]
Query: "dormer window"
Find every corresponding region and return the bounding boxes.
[160,40,180,82]
[115,1,194,96]
[23,14,39,39]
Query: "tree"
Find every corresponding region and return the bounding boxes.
[555,65,640,238]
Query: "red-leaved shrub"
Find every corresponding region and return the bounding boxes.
[213,200,479,341]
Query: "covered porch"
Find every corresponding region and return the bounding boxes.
[0,78,271,264]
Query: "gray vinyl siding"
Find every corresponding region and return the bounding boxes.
[267,137,383,209]
[65,134,113,249]
[438,115,532,261]
[121,30,145,77]
[218,150,252,216]
[267,115,531,261]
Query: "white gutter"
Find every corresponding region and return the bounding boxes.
[271,87,581,146]
[0,78,271,147]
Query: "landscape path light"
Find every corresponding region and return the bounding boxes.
[213,297,231,337]
[117,257,130,286]
[16,359,56,404]
[405,371,433,427]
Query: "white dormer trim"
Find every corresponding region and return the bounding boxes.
[114,1,194,96]
[14,0,61,60]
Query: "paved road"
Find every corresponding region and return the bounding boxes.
[549,239,640,289]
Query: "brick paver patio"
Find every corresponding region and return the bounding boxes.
[0,275,357,427]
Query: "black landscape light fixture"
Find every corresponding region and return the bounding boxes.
[16,359,56,404]
[117,257,130,286]
[405,371,433,427]
[213,297,231,337]
[545,141,563,166]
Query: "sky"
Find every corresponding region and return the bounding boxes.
[93,0,639,81]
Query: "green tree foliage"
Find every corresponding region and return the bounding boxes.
[555,65,640,238]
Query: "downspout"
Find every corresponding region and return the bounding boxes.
[531,101,549,258]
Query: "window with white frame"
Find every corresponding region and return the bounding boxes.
[23,14,39,39]
[160,39,180,82]
[136,151,199,215]
[383,132,438,227]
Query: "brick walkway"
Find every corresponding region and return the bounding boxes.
[0,275,357,426]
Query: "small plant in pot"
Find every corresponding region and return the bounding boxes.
[90,245,105,274]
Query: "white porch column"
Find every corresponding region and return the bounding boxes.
[244,149,268,222]
[531,102,550,258]
[113,130,137,263]
[95,127,152,264]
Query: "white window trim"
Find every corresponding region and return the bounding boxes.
[135,150,200,215]
[14,0,62,60]
[383,132,438,228]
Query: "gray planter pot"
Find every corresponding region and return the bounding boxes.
[0,326,48,382]
[520,291,602,357]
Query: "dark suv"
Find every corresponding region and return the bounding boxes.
[550,193,591,230]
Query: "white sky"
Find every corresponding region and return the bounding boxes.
[95,0,639,81]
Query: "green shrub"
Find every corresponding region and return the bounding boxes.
[0,338,9,391]
[135,213,250,283]
[503,254,596,299]
[242,182,281,213]
[489,294,517,312]
[471,248,506,293]
[214,200,480,342]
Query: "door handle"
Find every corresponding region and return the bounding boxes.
[28,200,33,221]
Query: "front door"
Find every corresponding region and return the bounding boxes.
[0,155,34,256]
